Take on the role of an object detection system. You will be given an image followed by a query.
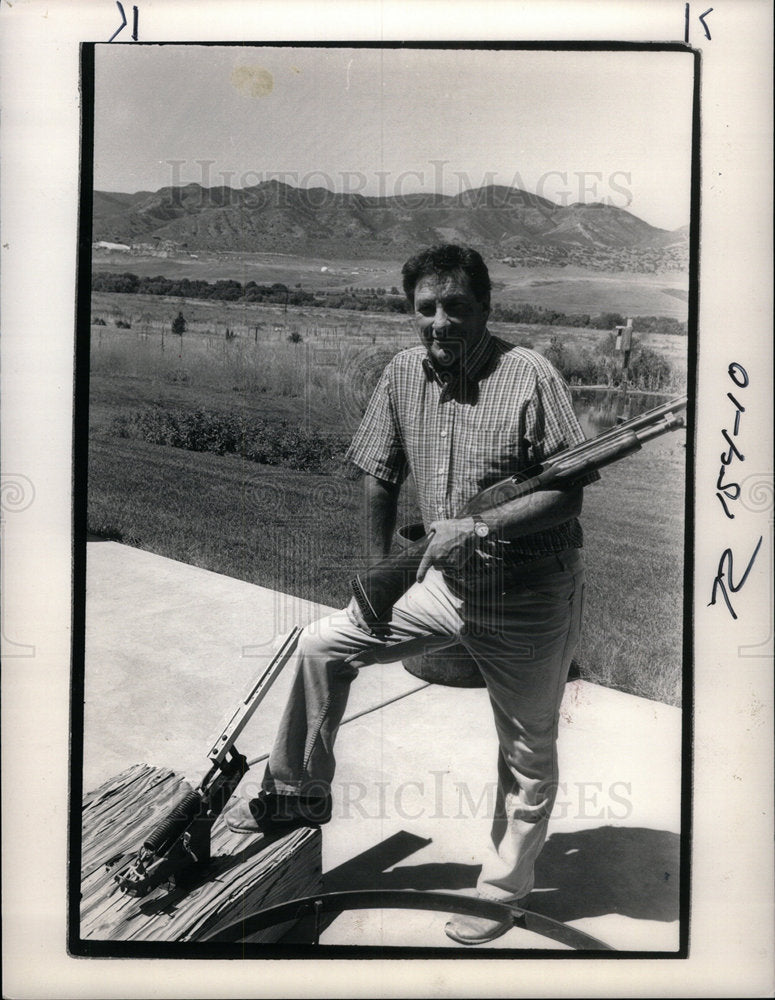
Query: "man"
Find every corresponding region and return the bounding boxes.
[226,244,598,945]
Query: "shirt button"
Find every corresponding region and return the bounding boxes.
[437,467,444,475]
[439,429,448,438]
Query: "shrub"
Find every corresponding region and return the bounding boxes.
[595,331,673,389]
[287,330,303,344]
[543,334,567,371]
[110,406,350,473]
[115,319,132,329]
[592,311,627,329]
[92,271,140,294]
[172,311,186,336]
[627,345,673,390]
[93,317,107,326]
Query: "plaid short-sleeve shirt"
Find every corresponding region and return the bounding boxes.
[346,330,599,582]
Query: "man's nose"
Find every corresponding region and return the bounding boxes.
[432,306,450,332]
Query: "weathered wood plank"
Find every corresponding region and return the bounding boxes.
[80,764,322,943]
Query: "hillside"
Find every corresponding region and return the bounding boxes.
[93,181,689,271]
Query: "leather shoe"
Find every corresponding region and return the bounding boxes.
[444,900,526,946]
[224,791,331,834]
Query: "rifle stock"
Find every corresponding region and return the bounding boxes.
[350,394,687,629]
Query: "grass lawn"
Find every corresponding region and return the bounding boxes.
[88,437,366,604]
[579,433,686,706]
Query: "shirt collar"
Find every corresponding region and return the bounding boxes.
[421,328,496,400]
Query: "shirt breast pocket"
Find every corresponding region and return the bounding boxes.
[458,428,525,492]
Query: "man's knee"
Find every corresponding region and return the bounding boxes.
[297,618,360,680]
[298,620,336,660]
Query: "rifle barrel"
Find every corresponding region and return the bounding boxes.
[545,393,687,466]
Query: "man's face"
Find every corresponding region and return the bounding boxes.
[413,272,490,370]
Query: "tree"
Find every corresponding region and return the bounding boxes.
[543,334,567,372]
[172,311,186,336]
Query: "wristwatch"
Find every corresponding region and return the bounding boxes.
[472,514,491,538]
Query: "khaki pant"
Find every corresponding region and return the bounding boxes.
[263,549,585,902]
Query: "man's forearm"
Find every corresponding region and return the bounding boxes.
[363,474,401,561]
[471,483,583,540]
[415,484,583,581]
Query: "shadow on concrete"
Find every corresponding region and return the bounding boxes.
[533,825,681,924]
[323,831,433,889]
[364,861,480,892]
[281,824,680,944]
[280,830,457,943]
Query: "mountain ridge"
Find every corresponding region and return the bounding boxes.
[93,181,688,265]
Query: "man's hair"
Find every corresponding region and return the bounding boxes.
[401,244,492,305]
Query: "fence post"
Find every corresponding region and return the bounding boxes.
[614,317,633,378]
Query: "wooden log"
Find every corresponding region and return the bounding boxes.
[80,764,322,943]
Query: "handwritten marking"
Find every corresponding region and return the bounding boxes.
[709,536,763,620]
[715,364,748,518]
[685,4,715,44]
[728,362,749,389]
[710,362,763,618]
[699,7,714,40]
[109,3,138,42]
[108,1,127,42]
[720,427,744,464]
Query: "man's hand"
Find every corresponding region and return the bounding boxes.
[416,517,477,582]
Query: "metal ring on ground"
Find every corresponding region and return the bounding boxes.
[200,888,614,950]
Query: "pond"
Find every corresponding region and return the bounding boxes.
[571,387,677,438]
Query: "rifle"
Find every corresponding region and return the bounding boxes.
[350,394,688,631]
[110,627,302,896]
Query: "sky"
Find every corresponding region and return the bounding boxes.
[94,45,694,231]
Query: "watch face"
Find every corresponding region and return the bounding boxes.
[474,521,489,537]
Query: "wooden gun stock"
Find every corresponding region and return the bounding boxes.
[350,394,687,629]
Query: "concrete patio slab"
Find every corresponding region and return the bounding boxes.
[81,541,684,953]
[83,541,424,790]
